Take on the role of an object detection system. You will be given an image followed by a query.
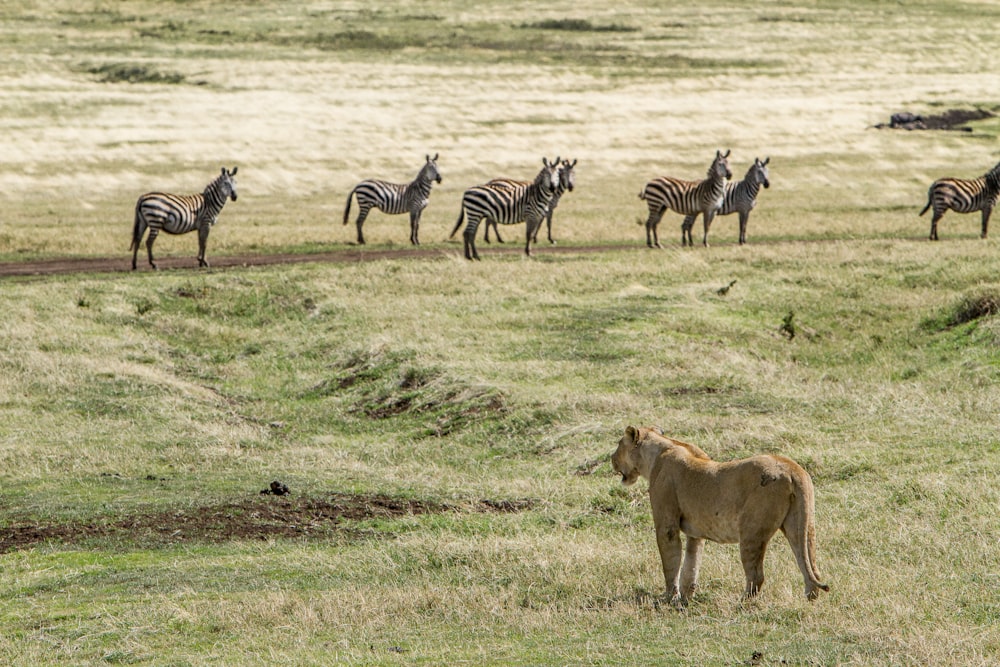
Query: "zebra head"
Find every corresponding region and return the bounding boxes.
[560,159,577,192]
[710,149,732,181]
[212,166,238,201]
[540,156,561,193]
[422,153,442,184]
[751,157,770,189]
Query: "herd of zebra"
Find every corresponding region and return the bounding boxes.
[128,153,1000,269]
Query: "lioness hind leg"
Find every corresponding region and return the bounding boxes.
[739,540,769,598]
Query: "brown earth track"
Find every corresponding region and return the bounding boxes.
[0,492,538,553]
[0,244,633,278]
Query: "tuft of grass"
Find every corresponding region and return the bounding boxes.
[85,62,186,84]
[923,288,1000,330]
[520,19,638,33]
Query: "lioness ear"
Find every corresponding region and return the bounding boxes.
[625,425,638,443]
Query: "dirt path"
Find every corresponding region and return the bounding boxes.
[0,243,633,278]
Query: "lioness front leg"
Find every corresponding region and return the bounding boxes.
[655,523,683,603]
[679,537,704,602]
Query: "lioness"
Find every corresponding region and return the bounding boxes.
[612,426,829,603]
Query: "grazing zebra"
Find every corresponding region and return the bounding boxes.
[920,160,1000,240]
[682,156,770,246]
[639,149,731,248]
[449,157,560,260]
[484,158,577,245]
[343,154,442,245]
[130,166,238,271]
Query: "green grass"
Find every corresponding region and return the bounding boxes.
[3,0,1000,664]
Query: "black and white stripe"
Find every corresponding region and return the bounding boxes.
[639,149,731,248]
[449,157,561,260]
[920,160,1000,240]
[130,166,238,270]
[343,154,442,245]
[682,156,769,245]
[483,158,577,245]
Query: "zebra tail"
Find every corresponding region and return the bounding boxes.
[343,188,355,225]
[449,208,465,239]
[918,197,931,216]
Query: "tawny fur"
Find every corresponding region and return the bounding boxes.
[611,426,829,604]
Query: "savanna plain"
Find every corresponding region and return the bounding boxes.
[2,1,1000,664]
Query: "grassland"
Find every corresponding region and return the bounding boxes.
[2,1,1000,665]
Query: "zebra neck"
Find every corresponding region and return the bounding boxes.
[202,186,229,218]
[528,181,554,206]
[410,176,434,197]
[741,179,761,199]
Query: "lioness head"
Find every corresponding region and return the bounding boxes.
[611,426,643,486]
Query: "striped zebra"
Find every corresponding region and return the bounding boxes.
[682,156,769,246]
[130,166,238,271]
[449,157,560,260]
[484,158,577,245]
[343,154,441,245]
[639,149,731,248]
[920,160,1000,240]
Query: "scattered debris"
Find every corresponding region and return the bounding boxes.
[716,279,737,296]
[780,311,796,340]
[261,480,290,496]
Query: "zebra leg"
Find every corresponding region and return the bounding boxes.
[702,210,716,247]
[681,214,696,247]
[646,207,665,249]
[739,211,750,245]
[463,215,482,260]
[410,210,420,245]
[198,225,211,267]
[981,207,992,239]
[524,219,538,257]
[355,205,371,245]
[131,219,147,271]
[929,210,943,241]
[544,209,555,244]
[145,229,160,270]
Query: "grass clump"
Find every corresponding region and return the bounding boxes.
[520,19,637,33]
[923,288,1000,330]
[85,62,186,84]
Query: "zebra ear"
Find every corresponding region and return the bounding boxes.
[763,157,769,166]
[722,149,731,158]
[231,166,238,175]
[433,153,439,161]
[570,159,577,167]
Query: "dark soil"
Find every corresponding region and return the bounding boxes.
[0,244,631,278]
[0,492,538,553]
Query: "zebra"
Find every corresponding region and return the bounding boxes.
[130,166,238,271]
[639,149,731,248]
[920,160,1000,240]
[449,157,560,260]
[682,156,769,246]
[483,158,577,245]
[343,154,442,245]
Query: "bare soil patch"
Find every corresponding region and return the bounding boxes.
[0,492,538,553]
